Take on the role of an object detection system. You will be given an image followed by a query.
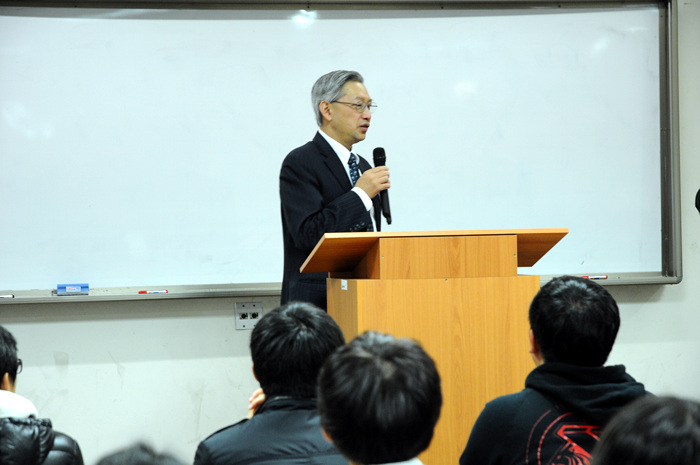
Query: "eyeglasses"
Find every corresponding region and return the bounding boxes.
[331,101,377,114]
[16,358,22,375]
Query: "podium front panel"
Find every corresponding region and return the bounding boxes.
[327,275,539,465]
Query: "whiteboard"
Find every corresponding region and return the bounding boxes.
[0,5,668,293]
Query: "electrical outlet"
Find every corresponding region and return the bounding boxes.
[235,302,263,330]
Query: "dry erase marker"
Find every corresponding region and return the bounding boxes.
[138,290,168,294]
[0,294,14,299]
[581,275,608,280]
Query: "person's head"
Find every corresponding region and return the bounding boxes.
[250,301,345,398]
[529,275,620,367]
[0,325,21,391]
[96,443,184,465]
[318,331,442,465]
[591,395,700,465]
[311,70,373,150]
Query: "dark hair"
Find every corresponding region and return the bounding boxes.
[591,396,700,465]
[0,325,21,383]
[250,301,345,398]
[318,332,442,464]
[96,443,184,465]
[529,275,620,366]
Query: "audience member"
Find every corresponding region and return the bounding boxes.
[0,325,84,465]
[591,395,700,465]
[318,331,442,465]
[194,301,348,465]
[459,275,648,465]
[96,442,184,465]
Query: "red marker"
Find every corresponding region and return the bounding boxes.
[138,290,168,294]
[581,275,608,280]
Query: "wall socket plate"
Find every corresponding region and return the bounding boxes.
[235,301,263,330]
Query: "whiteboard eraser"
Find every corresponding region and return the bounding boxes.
[57,283,89,295]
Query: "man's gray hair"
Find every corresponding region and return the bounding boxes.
[311,70,364,127]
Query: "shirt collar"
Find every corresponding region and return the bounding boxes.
[369,459,424,465]
[318,129,353,165]
[0,390,39,419]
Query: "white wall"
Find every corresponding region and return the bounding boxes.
[1,1,699,464]
[605,0,700,398]
[2,295,280,464]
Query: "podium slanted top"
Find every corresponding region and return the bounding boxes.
[300,229,568,274]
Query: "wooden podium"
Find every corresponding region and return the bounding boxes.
[301,229,567,464]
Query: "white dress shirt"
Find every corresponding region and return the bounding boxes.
[317,130,377,231]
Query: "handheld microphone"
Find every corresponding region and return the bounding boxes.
[373,147,392,225]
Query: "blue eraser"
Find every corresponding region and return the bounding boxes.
[57,283,89,295]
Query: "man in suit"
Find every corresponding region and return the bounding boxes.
[279,70,390,309]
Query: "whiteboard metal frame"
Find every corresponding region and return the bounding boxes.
[0,0,682,303]
[0,0,682,8]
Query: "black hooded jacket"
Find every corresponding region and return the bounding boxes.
[0,416,83,465]
[459,362,647,465]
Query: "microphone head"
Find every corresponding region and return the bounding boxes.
[373,147,386,166]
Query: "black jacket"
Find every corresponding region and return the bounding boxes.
[0,416,84,465]
[194,396,348,465]
[459,363,647,465]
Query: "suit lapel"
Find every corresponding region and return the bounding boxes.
[312,132,382,231]
[313,133,352,191]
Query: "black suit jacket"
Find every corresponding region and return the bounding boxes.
[279,132,382,309]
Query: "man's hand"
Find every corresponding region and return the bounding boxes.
[355,166,390,199]
[247,388,266,419]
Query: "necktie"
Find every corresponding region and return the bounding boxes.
[348,153,374,231]
[348,153,360,186]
